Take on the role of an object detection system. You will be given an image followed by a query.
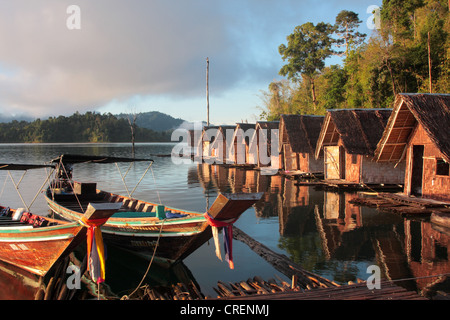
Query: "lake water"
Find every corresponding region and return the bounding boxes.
[0,142,449,299]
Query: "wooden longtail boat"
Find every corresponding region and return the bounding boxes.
[44,154,263,265]
[0,162,121,276]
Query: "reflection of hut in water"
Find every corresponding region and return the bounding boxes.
[248,121,280,169]
[278,182,312,236]
[315,109,405,185]
[322,192,362,233]
[279,115,324,174]
[375,93,450,202]
[228,123,255,165]
[404,219,450,297]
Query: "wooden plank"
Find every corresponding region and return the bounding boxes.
[207,192,263,220]
[83,202,122,220]
[219,281,426,300]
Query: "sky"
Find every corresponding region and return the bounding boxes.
[0,0,382,125]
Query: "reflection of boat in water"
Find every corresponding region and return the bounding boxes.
[45,155,262,266]
[104,245,202,299]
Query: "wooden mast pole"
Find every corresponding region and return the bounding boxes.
[206,57,210,126]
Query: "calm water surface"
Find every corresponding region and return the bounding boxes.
[0,143,449,299]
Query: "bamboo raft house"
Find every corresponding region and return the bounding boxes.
[209,125,236,164]
[228,123,256,166]
[248,121,280,170]
[279,114,324,179]
[351,94,450,220]
[314,109,405,191]
[195,125,219,162]
[374,93,450,202]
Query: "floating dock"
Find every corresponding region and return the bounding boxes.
[350,192,450,216]
[133,277,426,300]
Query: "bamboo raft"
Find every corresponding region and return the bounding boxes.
[315,180,404,192]
[350,192,450,216]
[219,280,427,300]
[129,277,426,300]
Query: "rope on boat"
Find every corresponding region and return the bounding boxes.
[57,159,85,213]
[114,160,155,198]
[149,164,162,205]
[27,166,55,210]
[115,162,132,198]
[125,217,166,299]
[2,166,56,212]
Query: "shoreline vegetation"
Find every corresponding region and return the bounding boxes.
[0,111,175,143]
[259,1,449,120]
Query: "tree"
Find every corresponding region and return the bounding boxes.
[334,10,366,58]
[279,22,335,109]
[258,80,296,120]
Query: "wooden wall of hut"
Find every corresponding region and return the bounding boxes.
[318,109,405,185]
[374,94,450,203]
[279,115,324,173]
[404,124,450,202]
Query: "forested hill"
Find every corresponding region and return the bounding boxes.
[0,111,175,143]
[116,111,185,132]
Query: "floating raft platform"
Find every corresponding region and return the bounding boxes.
[218,280,427,300]
[350,192,450,216]
[312,179,403,192]
[280,170,324,180]
[133,278,426,300]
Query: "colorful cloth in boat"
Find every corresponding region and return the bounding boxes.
[204,212,238,269]
[81,217,108,284]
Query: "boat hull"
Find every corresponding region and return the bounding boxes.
[0,223,85,276]
[45,192,212,264]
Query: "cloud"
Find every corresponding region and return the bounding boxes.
[0,1,270,116]
[0,0,381,119]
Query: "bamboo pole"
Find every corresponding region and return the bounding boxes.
[232,226,338,289]
[206,57,210,126]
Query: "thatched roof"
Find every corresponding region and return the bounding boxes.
[231,123,256,146]
[315,109,391,159]
[256,121,279,131]
[375,93,450,163]
[254,121,279,153]
[279,114,324,154]
[209,125,236,147]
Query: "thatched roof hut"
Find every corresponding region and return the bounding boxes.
[315,109,391,160]
[279,114,324,172]
[248,121,280,168]
[210,125,236,163]
[196,125,219,159]
[374,93,450,201]
[280,114,324,155]
[315,108,405,184]
[375,93,450,163]
[228,123,256,165]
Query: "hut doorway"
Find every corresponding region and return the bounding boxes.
[339,146,346,180]
[410,145,424,196]
[324,146,340,179]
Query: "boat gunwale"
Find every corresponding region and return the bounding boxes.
[44,189,208,226]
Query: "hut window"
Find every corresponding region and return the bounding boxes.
[351,154,358,164]
[436,158,449,176]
